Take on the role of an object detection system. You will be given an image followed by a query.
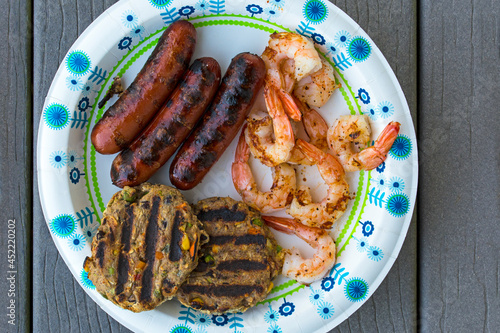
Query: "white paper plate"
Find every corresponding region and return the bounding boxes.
[37,0,418,332]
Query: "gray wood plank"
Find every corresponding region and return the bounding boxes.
[0,1,32,332]
[32,0,417,332]
[32,0,131,332]
[419,0,500,331]
[330,0,417,332]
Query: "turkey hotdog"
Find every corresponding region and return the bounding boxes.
[91,20,197,154]
[110,57,222,188]
[169,52,266,190]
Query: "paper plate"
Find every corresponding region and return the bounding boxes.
[37,0,418,332]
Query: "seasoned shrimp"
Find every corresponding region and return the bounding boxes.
[287,139,350,229]
[232,127,296,213]
[245,85,295,167]
[288,97,329,165]
[262,216,336,285]
[262,32,323,121]
[294,57,340,107]
[328,115,401,172]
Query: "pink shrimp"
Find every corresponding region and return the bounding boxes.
[327,115,401,172]
[245,84,295,167]
[263,216,336,285]
[232,127,296,213]
[261,32,323,121]
[287,139,350,229]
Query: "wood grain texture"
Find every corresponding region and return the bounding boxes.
[32,1,131,332]
[31,0,417,332]
[330,0,417,332]
[419,0,500,331]
[0,1,32,332]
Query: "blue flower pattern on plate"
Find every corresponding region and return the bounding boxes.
[390,135,412,160]
[367,246,384,261]
[316,300,335,319]
[345,278,369,302]
[44,104,69,130]
[246,4,263,17]
[50,214,75,238]
[386,193,410,217]
[80,269,95,289]
[66,51,91,75]
[378,101,395,119]
[348,37,371,62]
[359,220,374,237]
[68,233,86,251]
[278,300,295,316]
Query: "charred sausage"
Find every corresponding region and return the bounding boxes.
[91,20,197,154]
[110,57,222,188]
[169,52,266,190]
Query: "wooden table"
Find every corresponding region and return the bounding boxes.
[1,0,498,332]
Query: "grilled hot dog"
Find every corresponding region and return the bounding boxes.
[170,52,266,190]
[91,20,197,154]
[110,57,222,188]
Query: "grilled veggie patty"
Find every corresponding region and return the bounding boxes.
[84,183,207,312]
[177,197,284,314]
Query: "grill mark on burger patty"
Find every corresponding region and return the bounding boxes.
[95,241,106,268]
[216,259,268,272]
[208,234,266,247]
[180,284,264,298]
[196,205,247,222]
[140,196,161,303]
[122,205,135,252]
[115,205,135,296]
[115,253,129,296]
[169,211,183,262]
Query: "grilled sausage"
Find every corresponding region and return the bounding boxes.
[91,20,197,154]
[169,52,266,190]
[110,57,222,188]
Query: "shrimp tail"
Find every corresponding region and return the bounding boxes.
[232,125,252,191]
[234,124,250,163]
[278,89,302,121]
[262,216,297,235]
[263,85,283,119]
[263,215,327,243]
[360,121,401,170]
[374,121,401,153]
[296,139,332,166]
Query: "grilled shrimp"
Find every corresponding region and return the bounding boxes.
[263,216,336,285]
[287,139,350,229]
[327,115,401,172]
[261,32,323,121]
[288,97,329,165]
[245,85,295,167]
[293,57,340,107]
[232,126,296,213]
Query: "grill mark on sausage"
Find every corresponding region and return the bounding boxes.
[180,284,264,298]
[169,211,183,262]
[216,259,268,272]
[196,205,247,222]
[140,196,161,303]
